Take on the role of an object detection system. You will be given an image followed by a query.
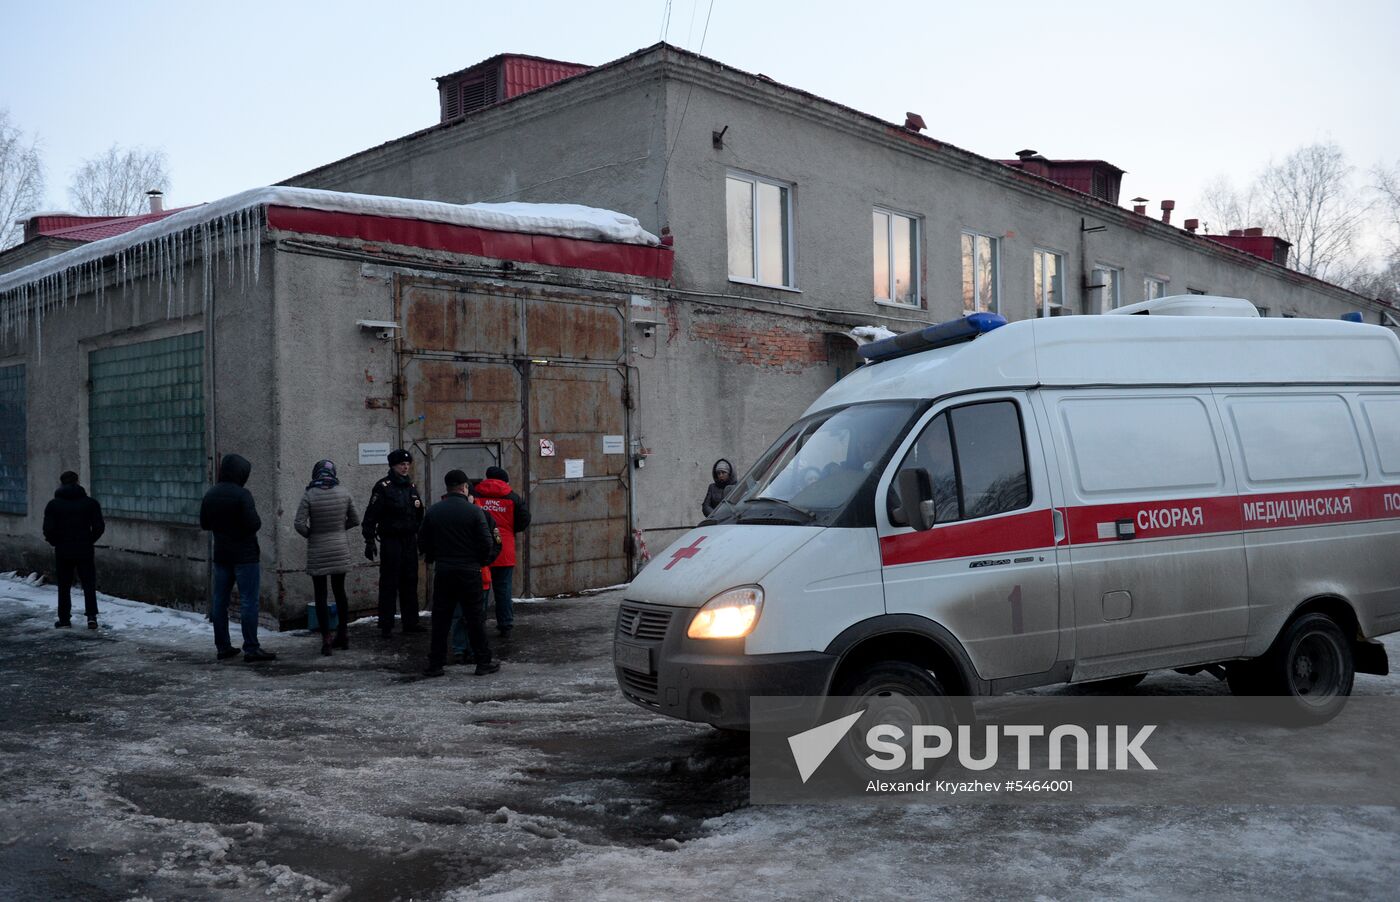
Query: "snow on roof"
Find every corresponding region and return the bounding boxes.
[0,186,659,296]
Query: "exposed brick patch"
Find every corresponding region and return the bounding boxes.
[690,319,829,372]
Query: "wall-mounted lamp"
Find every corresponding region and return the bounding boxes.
[356,319,400,341]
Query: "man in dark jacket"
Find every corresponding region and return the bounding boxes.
[42,471,105,629]
[471,466,531,637]
[363,448,425,637]
[701,458,737,517]
[199,454,276,662]
[420,469,500,678]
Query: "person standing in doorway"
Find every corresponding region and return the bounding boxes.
[471,466,531,638]
[294,459,360,656]
[42,471,105,629]
[701,458,737,517]
[420,469,500,678]
[362,448,425,638]
[200,454,276,663]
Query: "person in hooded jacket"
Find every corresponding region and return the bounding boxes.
[294,459,360,656]
[701,458,737,517]
[200,454,276,662]
[471,466,531,637]
[362,448,425,637]
[42,471,105,629]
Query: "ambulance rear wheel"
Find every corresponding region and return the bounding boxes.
[1249,613,1354,722]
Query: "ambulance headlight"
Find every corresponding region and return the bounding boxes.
[687,586,764,639]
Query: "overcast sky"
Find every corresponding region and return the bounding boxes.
[4,0,1398,256]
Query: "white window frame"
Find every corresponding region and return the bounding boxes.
[961,230,1001,315]
[1093,263,1122,312]
[726,170,796,290]
[1033,248,1066,318]
[873,207,921,308]
[1144,276,1169,301]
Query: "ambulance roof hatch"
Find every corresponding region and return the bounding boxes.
[1107,295,1259,317]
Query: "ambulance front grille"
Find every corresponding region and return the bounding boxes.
[619,668,660,701]
[616,604,672,641]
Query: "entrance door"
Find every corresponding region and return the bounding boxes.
[878,392,1063,681]
[427,442,502,498]
[396,277,632,596]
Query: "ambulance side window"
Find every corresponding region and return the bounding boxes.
[888,413,960,525]
[889,400,1030,525]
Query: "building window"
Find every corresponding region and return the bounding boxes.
[1033,249,1064,317]
[1093,264,1121,312]
[727,172,793,288]
[89,333,205,524]
[961,232,999,315]
[873,208,919,306]
[1144,277,1169,300]
[0,365,26,515]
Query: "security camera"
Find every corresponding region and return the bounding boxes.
[641,326,655,339]
[375,329,395,341]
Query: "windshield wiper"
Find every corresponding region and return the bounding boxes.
[738,496,815,523]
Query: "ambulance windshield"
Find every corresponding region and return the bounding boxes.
[718,401,917,526]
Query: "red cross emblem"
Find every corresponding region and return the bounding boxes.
[664,535,707,570]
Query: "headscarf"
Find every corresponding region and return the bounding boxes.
[307,459,339,490]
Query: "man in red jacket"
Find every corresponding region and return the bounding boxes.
[471,466,531,637]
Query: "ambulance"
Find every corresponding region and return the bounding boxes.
[614,297,1400,726]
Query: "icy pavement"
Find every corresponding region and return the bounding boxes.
[1,573,1398,901]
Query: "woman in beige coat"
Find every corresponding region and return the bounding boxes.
[294,460,360,656]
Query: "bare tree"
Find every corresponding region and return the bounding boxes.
[1347,257,1400,305]
[0,110,45,250]
[1196,174,1258,235]
[1376,160,1400,255]
[68,144,170,217]
[1255,142,1367,281]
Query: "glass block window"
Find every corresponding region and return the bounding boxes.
[0,365,26,515]
[89,333,205,523]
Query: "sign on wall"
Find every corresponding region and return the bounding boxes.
[602,434,625,455]
[564,458,584,479]
[539,439,556,457]
[455,419,482,439]
[358,442,391,465]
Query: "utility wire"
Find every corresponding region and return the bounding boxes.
[655,0,715,206]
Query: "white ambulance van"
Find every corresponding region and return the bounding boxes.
[614,297,1400,725]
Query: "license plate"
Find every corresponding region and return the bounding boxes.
[614,641,652,674]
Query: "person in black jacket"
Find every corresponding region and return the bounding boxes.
[42,471,105,629]
[420,469,500,678]
[362,448,425,637]
[701,458,737,517]
[199,454,276,663]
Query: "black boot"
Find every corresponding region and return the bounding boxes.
[333,630,349,650]
[321,633,333,657]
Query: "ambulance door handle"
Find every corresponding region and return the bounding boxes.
[1052,508,1066,544]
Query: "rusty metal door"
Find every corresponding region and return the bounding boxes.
[396,276,631,597]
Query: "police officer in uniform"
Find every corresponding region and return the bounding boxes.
[363,448,425,637]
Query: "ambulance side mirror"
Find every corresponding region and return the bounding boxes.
[893,468,936,530]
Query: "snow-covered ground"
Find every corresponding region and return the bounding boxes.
[1,573,1398,901]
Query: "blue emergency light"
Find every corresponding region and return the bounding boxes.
[1340,312,1363,323]
[859,312,1008,364]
